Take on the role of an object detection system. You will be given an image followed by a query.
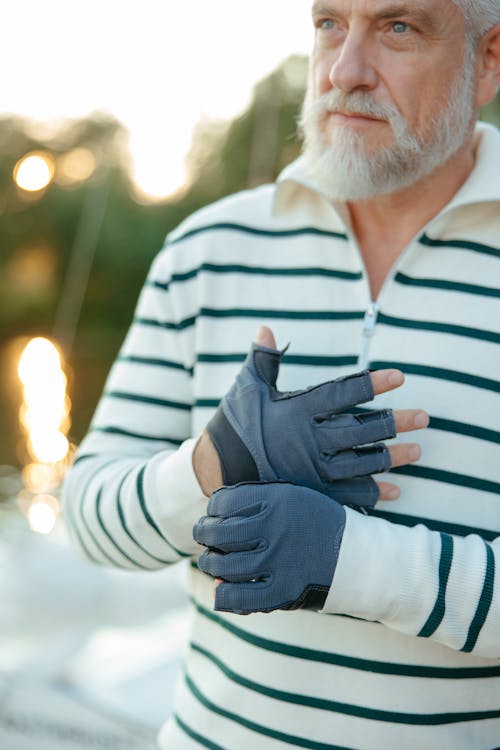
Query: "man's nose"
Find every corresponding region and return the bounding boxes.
[329,32,378,93]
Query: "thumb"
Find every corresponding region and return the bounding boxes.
[255,325,277,349]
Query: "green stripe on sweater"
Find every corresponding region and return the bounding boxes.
[462,544,496,653]
[136,466,190,558]
[394,272,500,299]
[369,361,500,394]
[371,510,498,542]
[147,262,363,290]
[191,598,500,678]
[378,312,500,345]
[190,640,500,725]
[135,308,365,331]
[418,534,454,638]
[168,221,349,245]
[184,670,354,750]
[174,714,227,750]
[419,233,500,258]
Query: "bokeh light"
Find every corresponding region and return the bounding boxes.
[22,462,61,494]
[27,494,60,535]
[18,337,71,465]
[14,151,55,192]
[56,147,97,186]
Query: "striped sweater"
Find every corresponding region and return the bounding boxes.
[63,122,500,749]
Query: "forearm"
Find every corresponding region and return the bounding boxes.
[62,435,206,569]
[323,508,499,659]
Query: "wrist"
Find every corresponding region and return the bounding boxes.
[193,430,223,496]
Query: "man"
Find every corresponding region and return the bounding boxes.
[63,1,500,747]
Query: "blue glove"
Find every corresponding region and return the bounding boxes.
[207,343,394,508]
[194,482,346,614]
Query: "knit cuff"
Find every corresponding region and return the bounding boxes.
[147,437,208,556]
[321,507,441,635]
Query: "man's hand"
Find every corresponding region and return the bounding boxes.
[194,481,346,614]
[194,327,428,508]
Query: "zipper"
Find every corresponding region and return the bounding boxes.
[359,302,379,370]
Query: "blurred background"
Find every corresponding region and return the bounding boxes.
[0,1,499,747]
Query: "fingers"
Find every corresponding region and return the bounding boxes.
[372,443,421,501]
[394,409,429,433]
[316,410,395,452]
[322,475,380,508]
[370,369,405,395]
[388,442,421,468]
[255,325,277,349]
[194,513,263,553]
[287,370,374,414]
[198,549,260,582]
[215,580,268,614]
[377,481,401,501]
[321,438,421,484]
[207,484,264,518]
[377,441,424,501]
[322,444,391,480]
[323,443,421,502]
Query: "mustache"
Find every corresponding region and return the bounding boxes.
[303,89,403,126]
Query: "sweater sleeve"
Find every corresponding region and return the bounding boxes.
[322,507,499,659]
[61,247,207,570]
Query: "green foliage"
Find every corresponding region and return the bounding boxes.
[186,56,307,208]
[481,92,500,126]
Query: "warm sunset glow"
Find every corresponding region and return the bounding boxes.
[2,2,311,201]
[130,147,191,202]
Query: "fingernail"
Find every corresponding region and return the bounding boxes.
[409,445,421,461]
[387,487,400,500]
[388,370,404,386]
[414,411,429,428]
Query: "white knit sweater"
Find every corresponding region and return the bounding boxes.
[63,123,500,749]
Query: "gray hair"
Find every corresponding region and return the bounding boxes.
[453,1,500,42]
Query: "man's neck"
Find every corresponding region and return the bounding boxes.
[347,137,477,300]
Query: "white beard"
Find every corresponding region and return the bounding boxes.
[300,52,476,201]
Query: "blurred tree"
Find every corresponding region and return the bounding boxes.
[0,56,308,467]
[184,55,307,211]
[0,115,179,465]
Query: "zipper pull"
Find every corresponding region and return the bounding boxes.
[363,302,379,335]
[359,302,379,370]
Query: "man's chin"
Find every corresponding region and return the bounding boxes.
[324,125,393,158]
[303,147,418,203]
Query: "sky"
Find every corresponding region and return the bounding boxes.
[3,1,313,198]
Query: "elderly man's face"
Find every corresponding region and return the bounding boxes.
[302,0,479,200]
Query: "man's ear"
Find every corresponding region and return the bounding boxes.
[475,24,500,108]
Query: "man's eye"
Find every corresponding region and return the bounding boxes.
[391,21,410,33]
[319,19,336,31]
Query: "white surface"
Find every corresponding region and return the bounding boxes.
[0,676,157,749]
[0,513,191,748]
